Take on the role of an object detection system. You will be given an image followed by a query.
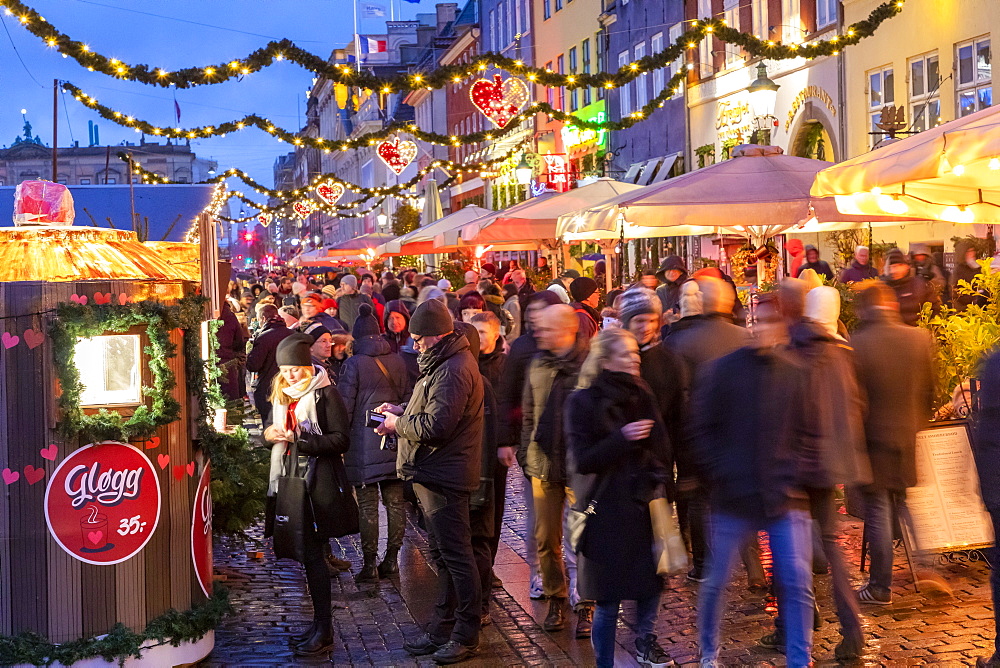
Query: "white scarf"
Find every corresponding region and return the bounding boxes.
[268,365,330,495]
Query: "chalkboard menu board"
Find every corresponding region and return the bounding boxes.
[905,421,995,553]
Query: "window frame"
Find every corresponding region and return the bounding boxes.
[908,51,941,133]
[582,39,593,106]
[634,42,648,109]
[618,50,631,116]
[568,47,579,111]
[955,35,992,118]
[867,65,895,147]
[816,0,837,30]
[651,32,665,99]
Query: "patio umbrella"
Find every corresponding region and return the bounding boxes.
[378,205,492,255]
[812,105,1000,225]
[436,193,560,247]
[421,178,444,228]
[324,232,394,258]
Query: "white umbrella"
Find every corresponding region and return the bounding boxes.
[377,205,492,255]
[421,178,444,228]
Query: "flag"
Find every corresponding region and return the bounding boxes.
[400,0,420,4]
[359,36,387,55]
[174,99,181,123]
[360,2,386,17]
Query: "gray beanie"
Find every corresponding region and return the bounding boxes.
[341,274,358,289]
[409,298,454,337]
[617,287,663,326]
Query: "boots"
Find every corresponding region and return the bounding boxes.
[288,620,317,644]
[294,618,334,656]
[543,598,566,631]
[377,547,400,578]
[355,556,379,584]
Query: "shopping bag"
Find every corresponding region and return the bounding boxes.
[312,453,360,538]
[649,497,689,576]
[273,442,311,563]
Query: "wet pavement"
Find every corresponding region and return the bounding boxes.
[204,419,996,666]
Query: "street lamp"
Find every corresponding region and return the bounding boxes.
[376,212,388,231]
[747,63,779,145]
[515,154,533,203]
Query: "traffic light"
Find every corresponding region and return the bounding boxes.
[242,230,254,243]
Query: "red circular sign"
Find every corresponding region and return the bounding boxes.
[191,462,213,596]
[44,441,161,565]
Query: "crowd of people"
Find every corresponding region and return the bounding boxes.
[215,242,998,668]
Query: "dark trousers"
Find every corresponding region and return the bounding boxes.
[488,465,509,564]
[356,479,406,560]
[303,530,332,622]
[413,482,482,646]
[689,487,765,582]
[471,485,496,616]
[991,508,1000,657]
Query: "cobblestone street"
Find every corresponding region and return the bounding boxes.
[203,463,996,667]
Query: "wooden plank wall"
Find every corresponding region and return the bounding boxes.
[0,280,198,644]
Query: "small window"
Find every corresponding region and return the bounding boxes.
[868,65,895,146]
[909,52,941,132]
[555,0,562,12]
[557,55,565,110]
[76,335,142,406]
[651,33,665,99]
[105,178,117,184]
[619,50,631,116]
[569,47,578,111]
[582,39,592,106]
[752,0,768,39]
[543,0,550,19]
[634,43,648,108]
[816,0,837,29]
[80,178,91,185]
[956,36,992,117]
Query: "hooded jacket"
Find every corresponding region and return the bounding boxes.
[395,332,484,492]
[795,245,834,281]
[382,299,412,353]
[665,313,751,388]
[519,341,588,483]
[654,256,689,314]
[974,349,1000,511]
[338,334,411,486]
[245,317,294,415]
[338,291,374,330]
[882,272,938,326]
[952,240,984,312]
[839,259,878,284]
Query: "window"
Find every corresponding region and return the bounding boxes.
[568,47,579,111]
[543,0,550,20]
[668,23,683,80]
[909,52,941,132]
[498,2,506,46]
[651,32,665,100]
[752,0,768,39]
[956,36,992,117]
[555,0,563,12]
[546,61,555,107]
[723,0,741,69]
[816,0,837,29]
[634,43,648,108]
[618,50,631,116]
[868,65,895,146]
[596,32,604,100]
[781,0,802,43]
[697,0,711,77]
[582,39,592,106]
[80,178,91,185]
[106,177,119,184]
[76,335,142,406]
[557,55,566,110]
[489,10,496,50]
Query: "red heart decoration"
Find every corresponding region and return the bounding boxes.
[118,293,129,305]
[186,461,196,477]
[292,201,313,218]
[2,468,19,485]
[1,333,19,349]
[376,136,418,176]
[39,444,57,461]
[172,464,185,481]
[87,530,103,545]
[470,74,530,129]
[144,436,161,450]
[93,293,112,305]
[23,329,44,349]
[315,182,345,206]
[257,212,271,227]
[70,294,88,305]
[23,465,45,485]
[157,453,170,470]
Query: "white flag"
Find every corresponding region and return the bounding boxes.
[361,3,387,18]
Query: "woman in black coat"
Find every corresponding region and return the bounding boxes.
[337,305,411,582]
[263,334,352,657]
[565,329,673,668]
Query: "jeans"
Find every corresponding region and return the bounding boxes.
[688,487,765,582]
[990,509,1000,657]
[413,482,481,646]
[698,509,814,668]
[862,488,899,594]
[302,530,332,622]
[355,479,406,561]
[592,595,660,668]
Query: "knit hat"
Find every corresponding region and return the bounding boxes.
[481,262,496,277]
[341,274,358,290]
[291,281,306,296]
[569,276,599,302]
[301,293,323,309]
[352,303,381,339]
[322,298,338,311]
[418,286,446,305]
[805,286,842,339]
[300,320,332,343]
[409,298,454,336]
[437,278,453,291]
[560,269,581,280]
[276,333,314,366]
[798,267,824,291]
[526,290,564,308]
[321,284,338,298]
[886,248,908,265]
[464,270,478,284]
[695,276,733,315]
[679,281,703,318]
[617,287,662,326]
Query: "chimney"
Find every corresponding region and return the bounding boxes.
[436,3,459,32]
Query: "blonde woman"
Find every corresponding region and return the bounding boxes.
[264,333,352,657]
[565,328,674,668]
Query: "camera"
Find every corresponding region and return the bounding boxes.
[365,410,387,429]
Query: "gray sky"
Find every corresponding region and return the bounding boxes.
[0,0,429,197]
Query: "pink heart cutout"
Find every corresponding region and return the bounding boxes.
[39,444,57,461]
[118,293,128,305]
[23,329,45,349]
[1,333,20,349]
[186,462,195,477]
[1,468,18,485]
[23,465,44,485]
[87,531,103,545]
[70,294,88,305]
[93,293,111,305]
[157,453,170,469]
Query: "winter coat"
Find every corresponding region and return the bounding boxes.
[484,293,515,335]
[655,256,689,314]
[692,346,810,519]
[796,260,834,281]
[973,349,1000,511]
[851,309,935,491]
[478,345,507,390]
[639,342,688,475]
[566,370,671,602]
[665,314,751,390]
[338,292,374,330]
[661,314,702,341]
[246,318,294,414]
[952,241,984,312]
[519,343,588,483]
[571,302,600,341]
[839,260,878,284]
[497,332,538,449]
[338,335,410,486]
[264,384,351,539]
[395,332,484,492]
[502,295,522,341]
[883,273,939,326]
[788,322,872,488]
[216,305,247,402]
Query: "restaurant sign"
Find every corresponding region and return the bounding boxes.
[715,98,753,143]
[560,101,608,152]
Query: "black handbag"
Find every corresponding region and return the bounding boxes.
[310,452,360,538]
[273,441,313,563]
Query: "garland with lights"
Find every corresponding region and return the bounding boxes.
[2,0,904,92]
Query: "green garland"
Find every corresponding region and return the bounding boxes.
[0,588,231,667]
[50,299,183,443]
[2,0,904,91]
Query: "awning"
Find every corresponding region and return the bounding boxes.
[377,205,493,255]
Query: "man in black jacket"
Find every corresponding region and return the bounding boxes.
[974,349,1000,668]
[655,255,689,316]
[520,304,593,636]
[245,304,293,423]
[376,298,484,664]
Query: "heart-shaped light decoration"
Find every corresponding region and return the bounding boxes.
[376,136,418,175]
[257,212,271,227]
[292,201,314,218]
[470,74,530,129]
[315,181,345,206]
